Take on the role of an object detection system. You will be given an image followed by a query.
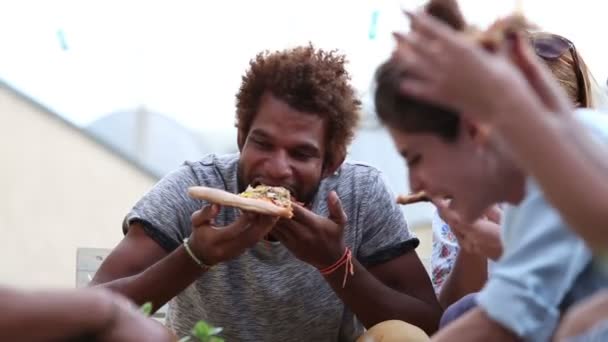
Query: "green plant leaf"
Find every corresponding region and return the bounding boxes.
[192,321,211,337]
[140,302,153,317]
[185,320,224,342]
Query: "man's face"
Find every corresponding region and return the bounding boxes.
[388,124,507,221]
[238,92,327,204]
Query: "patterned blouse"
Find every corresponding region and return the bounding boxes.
[430,210,460,293]
[430,209,498,293]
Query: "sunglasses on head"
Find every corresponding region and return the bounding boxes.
[530,32,587,107]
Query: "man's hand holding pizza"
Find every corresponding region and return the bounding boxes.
[272,191,347,270]
[187,204,279,266]
[186,185,348,271]
[186,184,295,265]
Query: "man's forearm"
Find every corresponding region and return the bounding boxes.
[92,245,206,311]
[323,259,441,335]
[0,287,114,340]
[438,250,487,309]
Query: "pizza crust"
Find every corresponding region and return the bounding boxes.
[396,191,431,205]
[188,186,293,219]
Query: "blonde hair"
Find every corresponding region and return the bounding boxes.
[532,34,594,108]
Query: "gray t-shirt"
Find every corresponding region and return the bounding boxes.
[126,153,418,341]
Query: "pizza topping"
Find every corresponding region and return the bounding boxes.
[239,185,293,209]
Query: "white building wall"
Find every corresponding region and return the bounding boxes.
[0,84,156,288]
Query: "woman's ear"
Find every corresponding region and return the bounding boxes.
[463,117,491,146]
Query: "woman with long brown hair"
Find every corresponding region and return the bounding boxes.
[373,0,608,340]
[407,0,599,329]
[429,29,599,330]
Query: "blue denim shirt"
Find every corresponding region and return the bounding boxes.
[477,109,608,341]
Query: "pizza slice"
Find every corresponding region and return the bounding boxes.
[188,185,294,219]
[396,191,431,205]
[473,14,536,49]
[424,0,535,50]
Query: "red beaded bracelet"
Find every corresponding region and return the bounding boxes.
[319,247,355,288]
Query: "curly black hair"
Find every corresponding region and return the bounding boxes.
[235,43,361,166]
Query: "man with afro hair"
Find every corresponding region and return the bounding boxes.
[92,44,441,341]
